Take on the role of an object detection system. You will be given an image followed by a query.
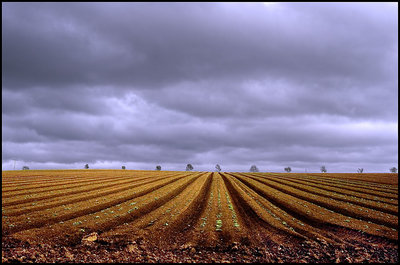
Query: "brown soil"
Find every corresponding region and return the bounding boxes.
[2,170,398,263]
[2,226,398,263]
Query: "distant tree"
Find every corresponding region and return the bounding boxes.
[122,166,126,170]
[390,167,397,173]
[320,165,327,173]
[357,168,364,173]
[156,165,161,171]
[186,164,193,171]
[250,165,259,172]
[284,167,292,173]
[22,166,29,170]
[85,164,89,169]
[215,164,221,172]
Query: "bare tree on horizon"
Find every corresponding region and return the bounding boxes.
[186,164,193,171]
[250,165,259,172]
[284,167,292,173]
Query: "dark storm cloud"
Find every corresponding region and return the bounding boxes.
[2,2,398,172]
[3,2,397,89]
[3,87,111,116]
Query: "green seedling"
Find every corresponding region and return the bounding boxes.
[128,207,138,213]
[216,219,222,231]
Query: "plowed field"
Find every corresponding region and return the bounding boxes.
[2,170,398,263]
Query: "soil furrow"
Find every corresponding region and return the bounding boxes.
[242,173,398,229]
[2,175,187,236]
[267,174,398,206]
[231,174,397,241]
[276,174,398,196]
[2,174,180,208]
[256,174,398,215]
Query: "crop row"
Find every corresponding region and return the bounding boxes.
[242,173,397,229]
[277,173,398,195]
[2,173,179,207]
[230,173,397,241]
[2,171,169,194]
[310,173,398,185]
[255,174,397,215]
[268,174,397,206]
[2,173,195,236]
[3,174,186,216]
[2,170,398,247]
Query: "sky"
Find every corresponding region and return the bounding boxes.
[2,2,398,173]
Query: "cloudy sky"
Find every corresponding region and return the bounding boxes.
[2,2,398,172]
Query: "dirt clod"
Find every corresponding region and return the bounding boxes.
[82,232,98,243]
[190,247,196,254]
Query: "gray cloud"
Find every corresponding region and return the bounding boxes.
[2,2,398,172]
